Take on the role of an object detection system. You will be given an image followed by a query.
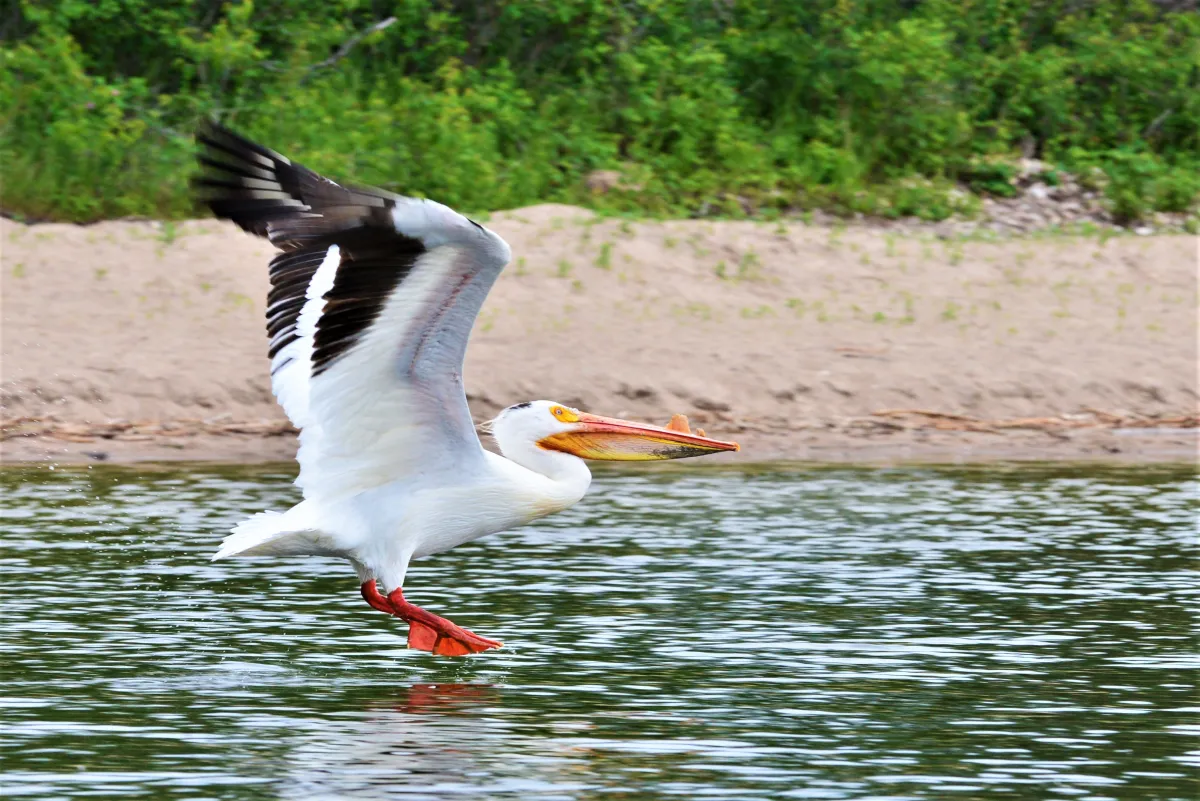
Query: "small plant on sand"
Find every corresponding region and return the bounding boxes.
[223,291,254,312]
[11,262,26,278]
[664,235,678,248]
[941,301,960,321]
[676,301,713,320]
[595,242,613,270]
[556,259,573,278]
[946,241,964,266]
[737,250,762,280]
[714,260,727,279]
[158,221,179,246]
[1001,267,1024,286]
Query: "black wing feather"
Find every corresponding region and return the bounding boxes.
[194,122,426,376]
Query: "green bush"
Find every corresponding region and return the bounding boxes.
[1069,147,1200,223]
[954,158,1020,199]
[1,0,1197,223]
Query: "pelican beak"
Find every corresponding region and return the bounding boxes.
[538,412,740,461]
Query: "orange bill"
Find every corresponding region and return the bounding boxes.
[538,412,740,461]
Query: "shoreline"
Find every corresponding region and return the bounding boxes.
[3,210,1196,469]
[3,416,1194,467]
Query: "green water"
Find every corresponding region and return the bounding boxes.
[1,463,1196,800]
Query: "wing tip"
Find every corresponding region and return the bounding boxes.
[193,123,311,235]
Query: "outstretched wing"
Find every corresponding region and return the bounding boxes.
[194,123,511,496]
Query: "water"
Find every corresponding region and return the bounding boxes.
[1,463,1196,800]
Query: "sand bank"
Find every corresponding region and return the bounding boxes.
[2,207,1196,465]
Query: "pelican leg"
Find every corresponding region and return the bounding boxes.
[359,580,502,656]
[360,579,395,614]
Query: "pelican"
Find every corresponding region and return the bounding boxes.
[193,124,739,656]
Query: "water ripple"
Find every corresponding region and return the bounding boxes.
[0,463,1196,799]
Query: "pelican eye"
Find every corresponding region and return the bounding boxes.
[549,405,580,423]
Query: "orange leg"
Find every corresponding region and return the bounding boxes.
[360,579,395,614]
[360,580,502,656]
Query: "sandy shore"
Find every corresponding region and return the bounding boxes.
[2,207,1196,465]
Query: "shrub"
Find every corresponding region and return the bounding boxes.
[1,0,1196,222]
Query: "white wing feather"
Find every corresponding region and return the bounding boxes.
[268,244,340,429]
[296,203,510,499]
[195,123,511,504]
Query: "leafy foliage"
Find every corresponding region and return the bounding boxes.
[2,0,1197,222]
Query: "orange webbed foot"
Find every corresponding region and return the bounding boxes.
[407,618,501,656]
[360,581,502,657]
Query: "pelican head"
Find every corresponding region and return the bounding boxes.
[488,400,739,462]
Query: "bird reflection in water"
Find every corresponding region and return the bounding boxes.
[381,682,500,716]
[276,682,594,798]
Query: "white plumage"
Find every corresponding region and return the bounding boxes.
[194,123,738,655]
[268,243,338,427]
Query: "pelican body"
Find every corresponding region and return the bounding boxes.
[194,125,739,655]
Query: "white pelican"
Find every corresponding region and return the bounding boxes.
[194,124,739,656]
